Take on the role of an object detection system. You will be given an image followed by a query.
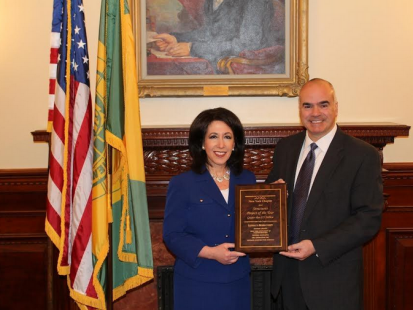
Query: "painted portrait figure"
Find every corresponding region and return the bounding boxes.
[146,0,286,75]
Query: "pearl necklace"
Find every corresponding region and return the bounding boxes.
[209,170,230,183]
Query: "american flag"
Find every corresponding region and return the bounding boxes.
[46,0,99,308]
[47,0,62,133]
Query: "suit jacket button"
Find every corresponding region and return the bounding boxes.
[225,235,229,238]
[227,214,231,217]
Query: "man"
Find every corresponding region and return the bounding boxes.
[266,78,383,310]
[154,0,277,73]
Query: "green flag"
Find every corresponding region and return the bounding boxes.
[92,0,154,307]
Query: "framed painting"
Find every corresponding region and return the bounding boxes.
[131,0,308,97]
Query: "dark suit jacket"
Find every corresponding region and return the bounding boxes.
[266,127,383,310]
[163,168,256,283]
[173,0,276,71]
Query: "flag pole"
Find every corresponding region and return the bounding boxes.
[107,144,113,310]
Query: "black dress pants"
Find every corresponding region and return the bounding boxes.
[281,258,309,310]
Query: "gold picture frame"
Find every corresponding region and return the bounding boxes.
[132,0,308,97]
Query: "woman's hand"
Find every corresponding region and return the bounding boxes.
[199,243,246,265]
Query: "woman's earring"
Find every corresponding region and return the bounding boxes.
[202,145,205,150]
[232,148,235,151]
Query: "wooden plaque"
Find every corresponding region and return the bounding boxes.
[235,183,287,252]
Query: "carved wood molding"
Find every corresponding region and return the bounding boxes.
[0,234,48,245]
[31,123,410,218]
[32,123,410,171]
[0,168,48,192]
[383,163,413,176]
[32,122,411,146]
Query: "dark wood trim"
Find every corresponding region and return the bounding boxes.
[0,168,48,191]
[383,163,413,171]
[31,123,411,219]
[1,164,412,310]
[32,122,411,146]
[18,123,412,310]
[382,163,413,212]
[386,228,413,310]
[5,163,411,216]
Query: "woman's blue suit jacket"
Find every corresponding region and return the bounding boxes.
[163,168,256,283]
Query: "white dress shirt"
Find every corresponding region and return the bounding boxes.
[294,124,338,194]
[220,188,229,203]
[213,0,224,10]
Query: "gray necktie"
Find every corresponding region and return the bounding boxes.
[289,143,318,244]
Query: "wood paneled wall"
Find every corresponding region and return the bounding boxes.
[0,123,411,310]
[0,170,52,310]
[381,163,413,310]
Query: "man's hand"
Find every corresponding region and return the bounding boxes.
[271,178,288,196]
[165,42,191,57]
[272,178,285,184]
[279,240,316,261]
[154,33,177,51]
[199,243,246,265]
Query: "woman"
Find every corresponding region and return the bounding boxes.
[163,107,256,310]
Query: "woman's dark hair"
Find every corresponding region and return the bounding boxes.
[189,107,245,175]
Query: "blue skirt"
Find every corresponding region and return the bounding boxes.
[173,272,251,310]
